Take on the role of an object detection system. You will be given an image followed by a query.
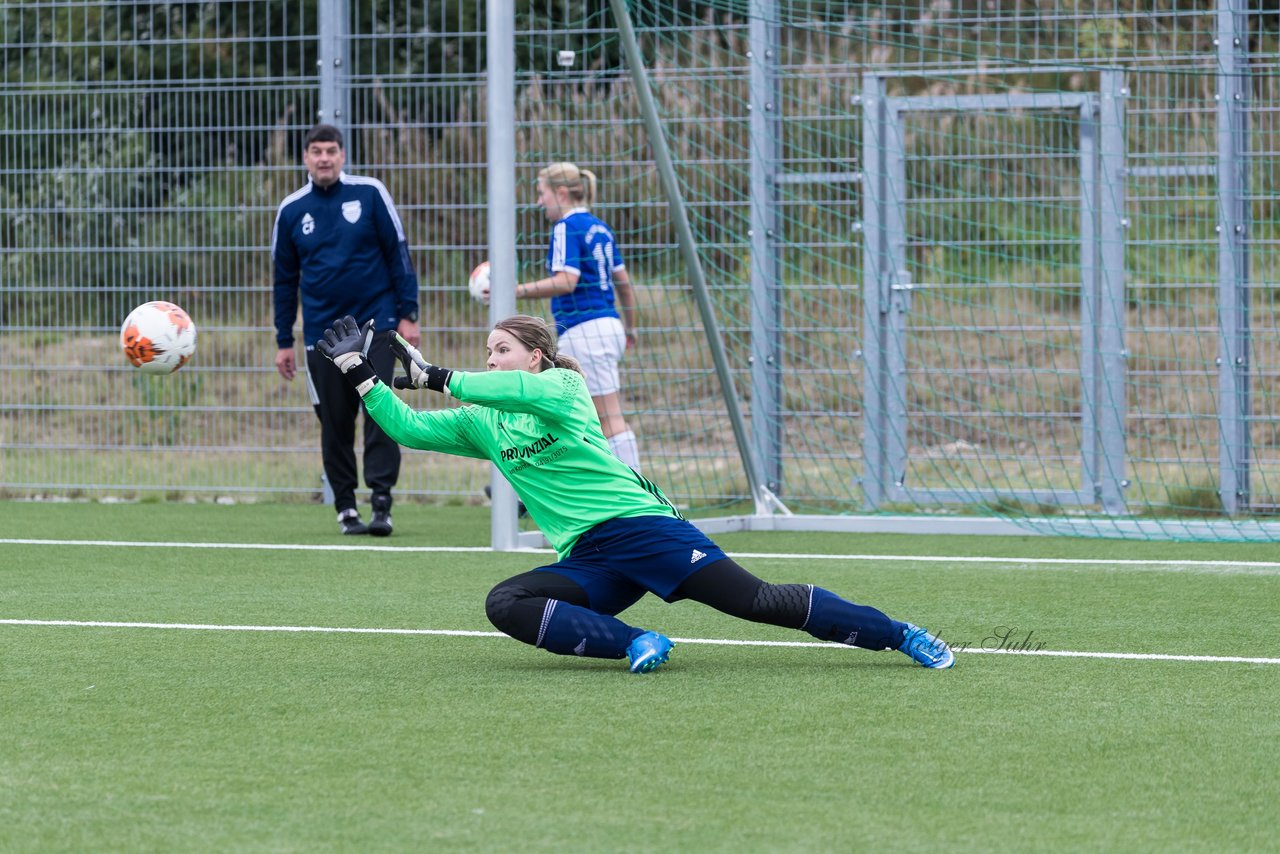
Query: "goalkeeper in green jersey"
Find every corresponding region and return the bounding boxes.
[316,313,955,672]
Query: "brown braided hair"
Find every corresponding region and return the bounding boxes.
[493,315,584,376]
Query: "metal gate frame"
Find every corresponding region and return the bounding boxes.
[859,70,1130,515]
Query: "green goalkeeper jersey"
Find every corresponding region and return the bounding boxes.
[361,368,681,558]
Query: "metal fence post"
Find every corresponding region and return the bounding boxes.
[1216,0,1252,515]
[487,0,522,549]
[1079,96,1101,506]
[317,0,351,136]
[749,0,782,497]
[882,102,910,503]
[1098,69,1128,516]
[859,74,886,510]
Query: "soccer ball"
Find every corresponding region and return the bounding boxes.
[121,301,197,375]
[468,261,490,304]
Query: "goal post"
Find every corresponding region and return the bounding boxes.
[485,0,525,550]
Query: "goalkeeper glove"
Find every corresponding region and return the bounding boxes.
[390,333,454,393]
[316,315,379,394]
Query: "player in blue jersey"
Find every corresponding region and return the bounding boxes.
[272,124,421,537]
[513,162,641,471]
[314,312,956,673]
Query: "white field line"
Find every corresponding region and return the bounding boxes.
[1,618,1277,666]
[0,538,500,554]
[4,538,1280,574]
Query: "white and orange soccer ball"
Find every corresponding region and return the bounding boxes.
[468,260,490,304]
[120,300,197,375]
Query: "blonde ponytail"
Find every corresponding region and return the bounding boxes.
[538,161,596,208]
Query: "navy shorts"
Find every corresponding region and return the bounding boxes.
[535,514,727,616]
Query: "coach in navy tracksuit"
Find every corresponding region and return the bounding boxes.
[272,124,421,536]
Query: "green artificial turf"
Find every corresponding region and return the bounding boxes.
[1,502,1277,851]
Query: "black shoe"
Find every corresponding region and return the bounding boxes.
[483,484,527,518]
[338,508,369,535]
[369,494,393,537]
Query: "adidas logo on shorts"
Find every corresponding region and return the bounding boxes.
[690,549,707,564]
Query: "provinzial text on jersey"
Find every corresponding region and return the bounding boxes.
[501,432,561,462]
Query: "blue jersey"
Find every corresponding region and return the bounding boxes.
[272,173,419,348]
[545,208,625,334]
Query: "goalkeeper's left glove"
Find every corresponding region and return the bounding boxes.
[316,315,379,394]
[390,333,454,393]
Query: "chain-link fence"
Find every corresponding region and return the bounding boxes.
[3,1,1278,539]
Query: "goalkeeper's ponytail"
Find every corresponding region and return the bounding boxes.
[493,315,586,378]
[552,353,584,375]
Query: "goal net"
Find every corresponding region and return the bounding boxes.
[512,0,1280,540]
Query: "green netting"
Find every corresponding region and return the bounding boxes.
[514,1,1280,539]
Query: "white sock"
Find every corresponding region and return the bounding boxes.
[608,430,640,470]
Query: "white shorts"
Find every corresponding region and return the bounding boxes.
[557,316,626,396]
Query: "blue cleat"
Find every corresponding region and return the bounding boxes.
[627,631,675,674]
[898,623,955,669]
